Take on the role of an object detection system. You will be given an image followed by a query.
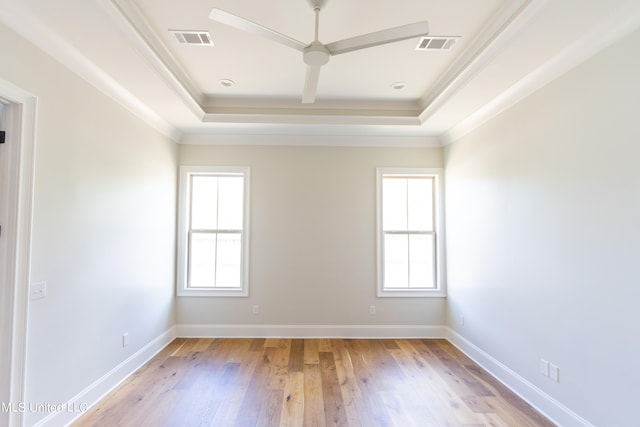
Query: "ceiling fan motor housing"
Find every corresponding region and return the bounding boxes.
[303,41,330,66]
[307,0,328,10]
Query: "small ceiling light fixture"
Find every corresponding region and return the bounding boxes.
[391,81,406,90]
[218,79,235,87]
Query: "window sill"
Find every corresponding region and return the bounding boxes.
[377,289,446,298]
[177,288,249,297]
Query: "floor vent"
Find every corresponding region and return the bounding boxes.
[415,36,459,51]
[169,30,214,46]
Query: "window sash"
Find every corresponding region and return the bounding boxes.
[189,174,244,230]
[382,175,435,232]
[177,166,250,297]
[188,231,243,289]
[376,168,444,297]
[382,231,436,289]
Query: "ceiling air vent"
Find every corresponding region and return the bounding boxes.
[169,30,213,46]
[415,36,459,51]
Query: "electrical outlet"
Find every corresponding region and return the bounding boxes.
[122,333,129,348]
[540,359,550,377]
[369,305,376,315]
[459,314,465,326]
[252,305,259,315]
[549,363,559,382]
[30,282,47,300]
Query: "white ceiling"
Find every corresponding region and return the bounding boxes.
[1,0,640,145]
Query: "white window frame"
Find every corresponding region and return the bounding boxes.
[376,168,446,297]
[177,165,250,296]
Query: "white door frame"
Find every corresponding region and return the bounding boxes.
[0,78,36,427]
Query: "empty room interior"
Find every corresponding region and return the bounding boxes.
[1,0,639,426]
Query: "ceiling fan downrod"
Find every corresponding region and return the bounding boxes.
[303,6,329,67]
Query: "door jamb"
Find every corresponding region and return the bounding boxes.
[0,78,37,427]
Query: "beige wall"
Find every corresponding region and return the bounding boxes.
[177,144,445,327]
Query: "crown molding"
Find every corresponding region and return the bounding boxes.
[441,0,640,145]
[100,0,206,120]
[0,1,181,142]
[179,133,442,147]
[8,0,633,145]
[417,0,546,123]
[202,111,421,126]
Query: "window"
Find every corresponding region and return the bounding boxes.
[177,166,250,296]
[376,168,445,297]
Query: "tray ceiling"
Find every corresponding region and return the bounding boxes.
[1,0,639,143]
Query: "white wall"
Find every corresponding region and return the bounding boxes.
[444,28,640,427]
[177,144,445,332]
[0,23,178,425]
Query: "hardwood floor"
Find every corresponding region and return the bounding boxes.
[73,338,554,427]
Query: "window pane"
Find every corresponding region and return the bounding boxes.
[189,232,216,287]
[191,176,218,230]
[216,233,242,288]
[409,234,435,288]
[384,234,409,288]
[217,176,244,230]
[408,178,433,231]
[383,178,407,231]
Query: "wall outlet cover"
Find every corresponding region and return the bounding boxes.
[540,359,550,377]
[550,363,560,382]
[30,282,47,300]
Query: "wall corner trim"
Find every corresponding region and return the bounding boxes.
[445,328,595,427]
[34,326,178,427]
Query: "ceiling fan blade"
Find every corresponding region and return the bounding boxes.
[209,8,307,52]
[326,21,429,56]
[302,65,321,104]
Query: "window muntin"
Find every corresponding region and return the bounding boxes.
[377,168,445,297]
[177,166,250,296]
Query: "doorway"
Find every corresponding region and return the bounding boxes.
[0,80,36,427]
[0,98,11,415]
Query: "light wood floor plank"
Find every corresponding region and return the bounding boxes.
[331,343,366,427]
[279,371,305,427]
[303,363,326,427]
[319,351,348,426]
[341,340,395,426]
[74,339,555,427]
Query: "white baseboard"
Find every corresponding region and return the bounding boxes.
[176,323,446,339]
[33,326,178,427]
[445,328,594,427]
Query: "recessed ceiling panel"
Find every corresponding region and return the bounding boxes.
[131,0,505,106]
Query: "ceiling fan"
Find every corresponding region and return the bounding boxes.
[209,0,429,104]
